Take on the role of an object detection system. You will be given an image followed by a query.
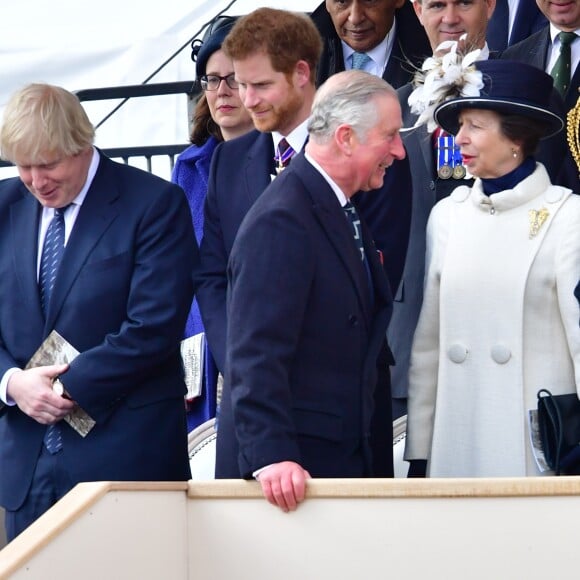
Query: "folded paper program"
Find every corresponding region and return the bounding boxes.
[25,330,96,437]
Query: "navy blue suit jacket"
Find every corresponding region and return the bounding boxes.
[311,0,431,89]
[196,130,274,373]
[215,152,393,479]
[502,27,580,191]
[0,152,196,511]
[487,0,547,51]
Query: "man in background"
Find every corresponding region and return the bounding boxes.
[218,70,405,511]
[312,0,431,88]
[0,83,196,541]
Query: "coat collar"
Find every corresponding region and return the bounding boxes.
[466,164,566,212]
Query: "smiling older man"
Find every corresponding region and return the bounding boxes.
[216,70,405,512]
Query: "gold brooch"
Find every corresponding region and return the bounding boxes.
[529,207,549,239]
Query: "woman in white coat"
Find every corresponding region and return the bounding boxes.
[404,58,580,477]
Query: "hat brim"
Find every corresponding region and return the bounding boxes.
[434,98,564,140]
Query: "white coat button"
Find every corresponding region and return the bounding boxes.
[545,188,563,203]
[448,344,468,363]
[491,345,511,364]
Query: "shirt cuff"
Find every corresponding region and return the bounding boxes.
[0,368,20,405]
[252,464,275,480]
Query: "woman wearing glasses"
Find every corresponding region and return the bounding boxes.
[172,17,253,432]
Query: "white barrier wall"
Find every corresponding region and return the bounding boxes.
[1,478,580,579]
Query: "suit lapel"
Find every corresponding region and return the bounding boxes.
[243,131,275,207]
[293,154,374,325]
[510,2,546,45]
[46,154,120,329]
[530,27,550,69]
[383,39,407,87]
[510,1,530,45]
[10,190,45,327]
[362,225,392,311]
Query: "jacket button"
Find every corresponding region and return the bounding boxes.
[348,314,358,326]
[429,180,435,190]
[491,345,511,364]
[447,344,468,364]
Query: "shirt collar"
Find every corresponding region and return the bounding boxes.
[304,151,348,207]
[341,18,396,74]
[272,119,310,155]
[44,146,100,218]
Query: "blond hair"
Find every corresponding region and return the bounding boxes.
[0,83,95,164]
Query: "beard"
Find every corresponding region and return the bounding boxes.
[250,84,305,134]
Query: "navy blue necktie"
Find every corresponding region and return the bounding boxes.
[40,205,69,454]
[39,206,69,316]
[343,202,374,303]
[343,202,365,262]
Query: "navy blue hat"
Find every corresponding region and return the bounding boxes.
[191,16,237,80]
[434,60,564,139]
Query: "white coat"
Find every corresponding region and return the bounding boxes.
[404,164,580,477]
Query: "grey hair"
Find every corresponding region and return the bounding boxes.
[307,70,396,142]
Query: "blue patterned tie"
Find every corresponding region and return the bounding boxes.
[40,205,69,453]
[343,201,374,302]
[343,202,365,262]
[39,206,69,316]
[351,52,371,71]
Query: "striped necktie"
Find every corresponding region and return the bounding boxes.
[39,205,69,316]
[274,138,295,174]
[40,205,70,454]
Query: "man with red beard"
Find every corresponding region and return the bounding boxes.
[195,8,321,379]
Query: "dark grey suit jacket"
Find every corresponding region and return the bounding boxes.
[195,130,275,373]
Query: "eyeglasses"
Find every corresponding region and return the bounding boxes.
[200,74,239,91]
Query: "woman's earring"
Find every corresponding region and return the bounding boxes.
[512,149,518,158]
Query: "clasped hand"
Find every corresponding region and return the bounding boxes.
[7,363,74,424]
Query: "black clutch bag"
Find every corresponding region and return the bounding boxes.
[537,389,580,475]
